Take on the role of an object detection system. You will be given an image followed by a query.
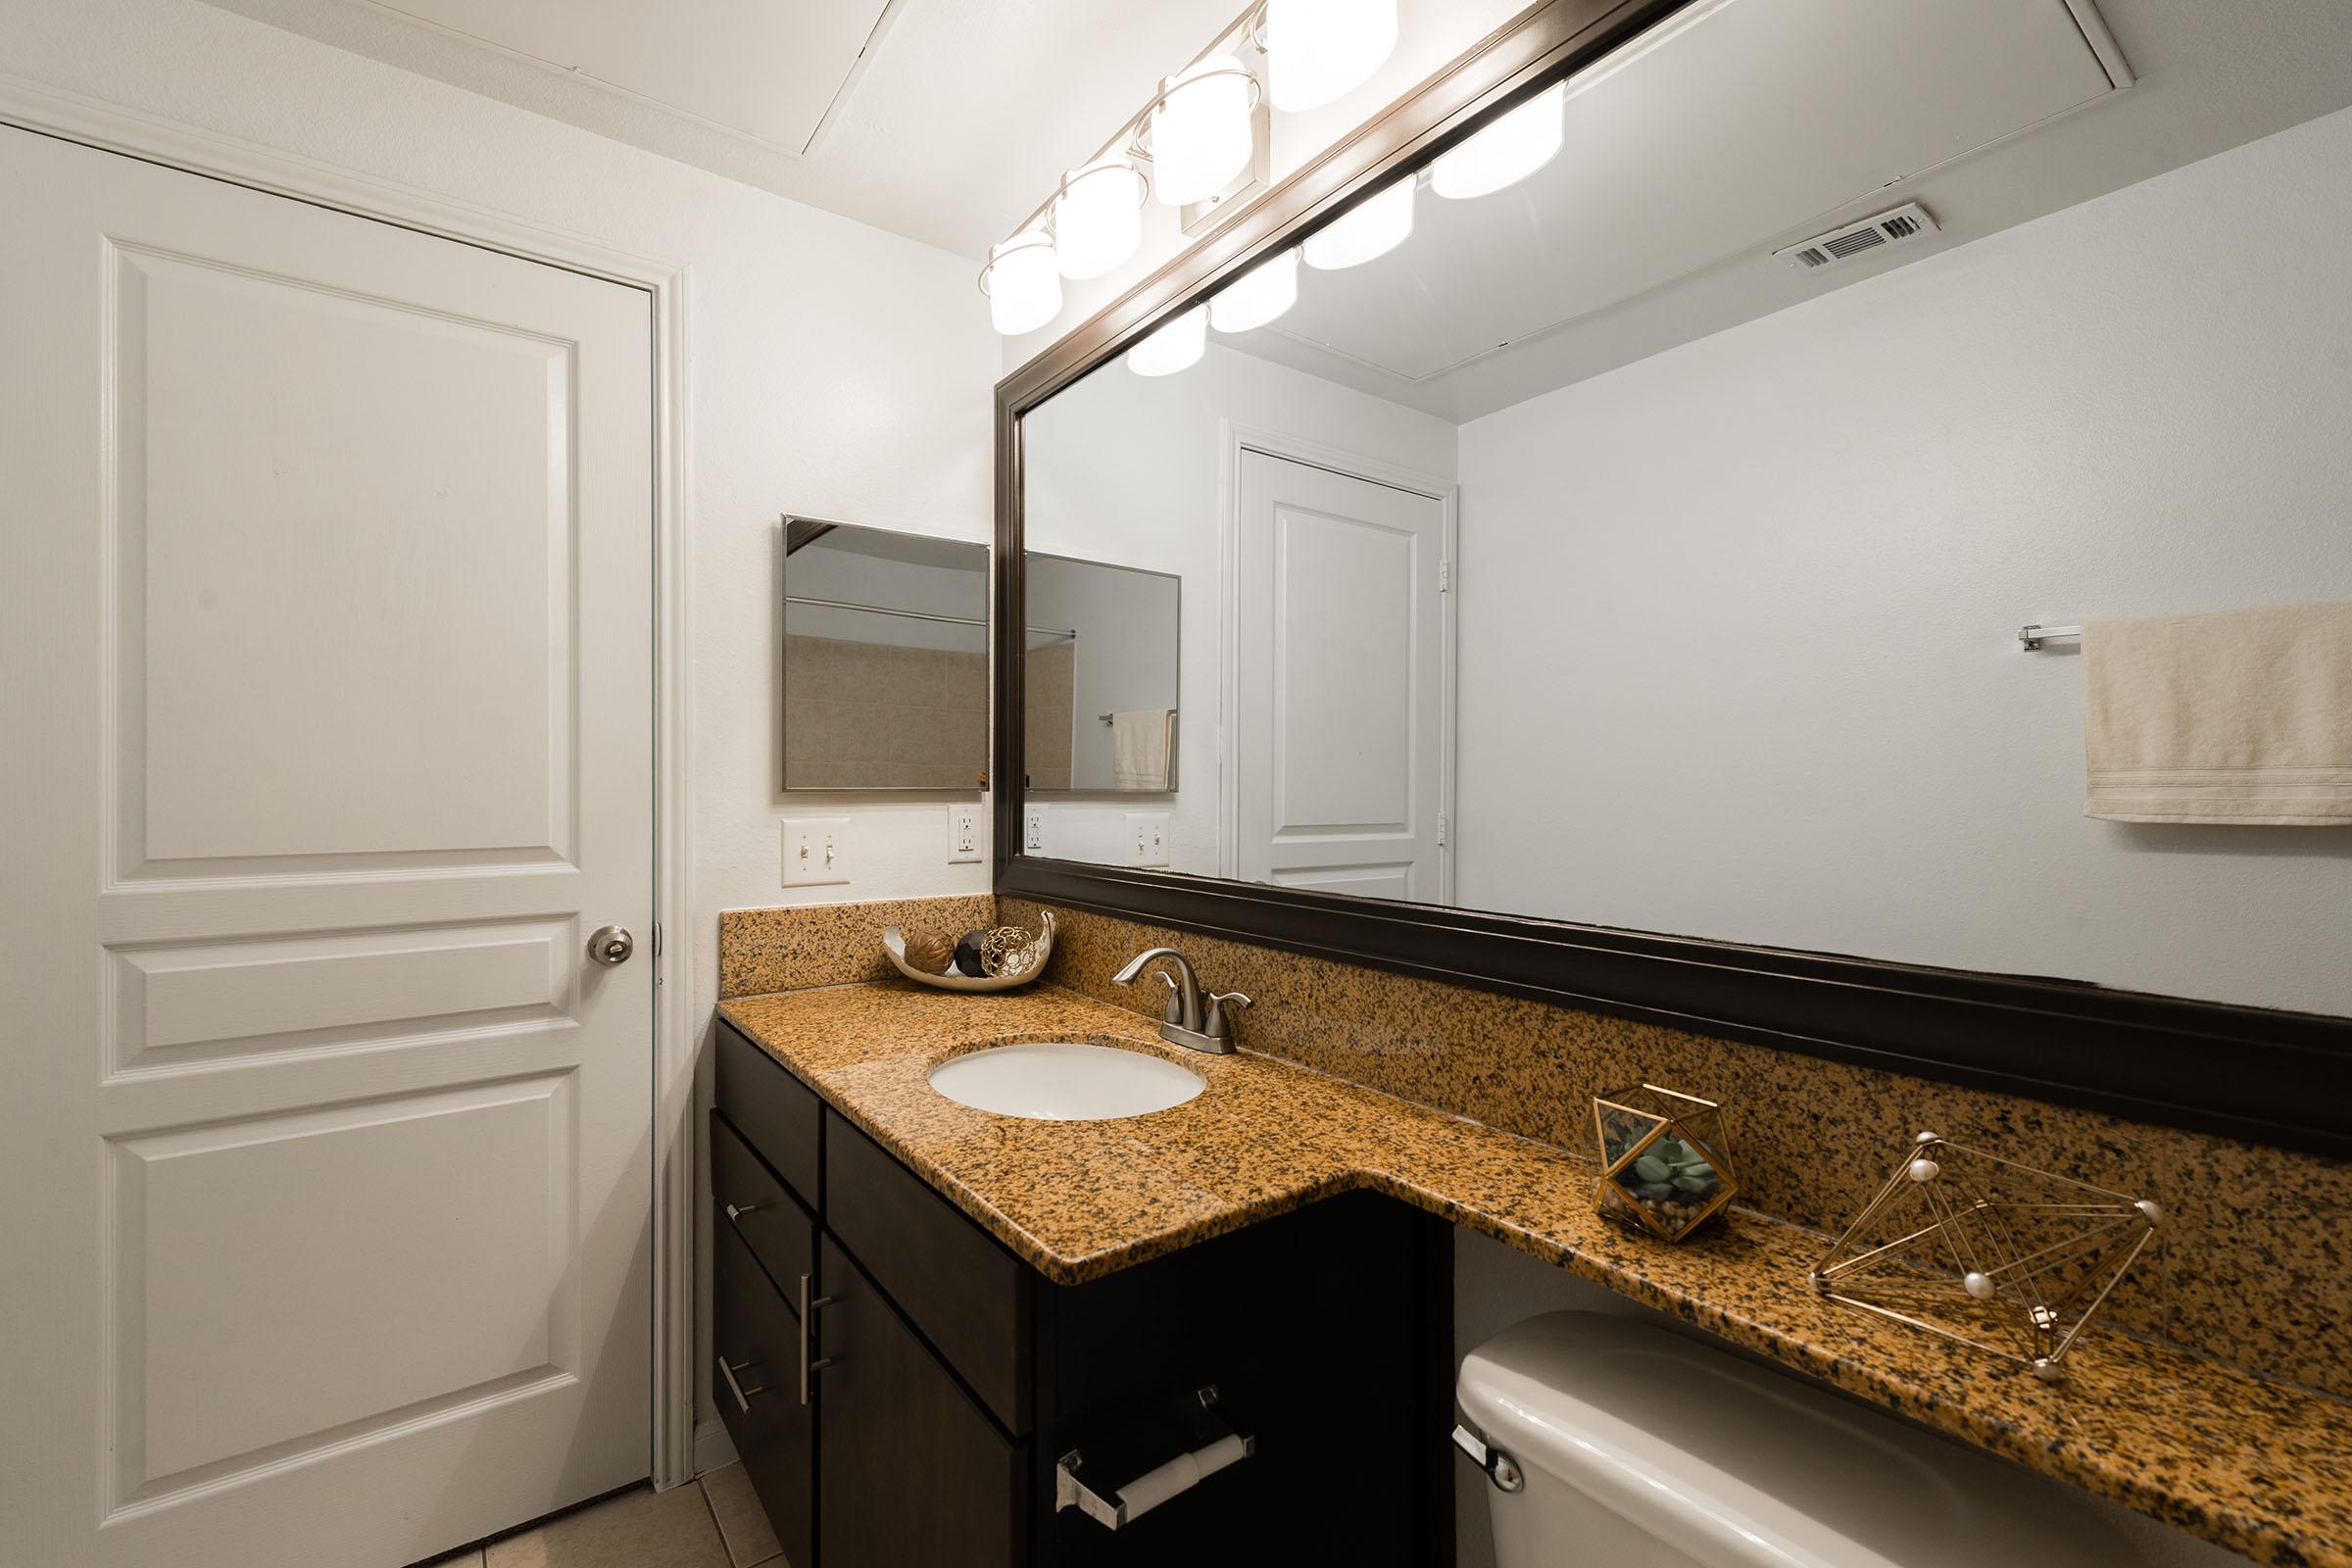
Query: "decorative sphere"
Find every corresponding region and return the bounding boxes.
[1907,1157,1941,1184]
[1913,1131,1941,1146]
[1962,1271,1996,1299]
[903,930,956,974]
[2134,1200,2165,1229]
[2032,1358,2063,1383]
[953,929,991,977]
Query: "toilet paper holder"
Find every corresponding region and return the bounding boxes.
[1054,1384,1255,1531]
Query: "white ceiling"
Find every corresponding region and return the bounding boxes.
[193,0,1247,258]
[1215,0,2352,419]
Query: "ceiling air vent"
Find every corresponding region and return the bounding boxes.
[1774,202,1939,272]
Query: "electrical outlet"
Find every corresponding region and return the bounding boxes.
[1022,805,1048,855]
[1125,811,1170,868]
[782,816,849,886]
[947,803,982,863]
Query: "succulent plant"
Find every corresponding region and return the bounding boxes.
[1628,1136,1719,1204]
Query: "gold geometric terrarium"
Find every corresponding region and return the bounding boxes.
[1592,1084,1739,1243]
[1809,1131,2163,1381]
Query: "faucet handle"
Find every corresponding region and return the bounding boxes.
[1153,969,1184,1024]
[1204,990,1251,1040]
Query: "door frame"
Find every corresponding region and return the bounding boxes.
[1218,421,1459,904]
[0,76,704,1490]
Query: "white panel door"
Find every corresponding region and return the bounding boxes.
[0,128,655,1568]
[1235,450,1447,902]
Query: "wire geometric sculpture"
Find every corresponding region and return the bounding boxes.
[1809,1131,2163,1381]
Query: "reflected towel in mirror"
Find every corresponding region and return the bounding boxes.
[1111,709,1174,791]
[2082,601,2352,824]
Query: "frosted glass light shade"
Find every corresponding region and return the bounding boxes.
[985,230,1060,336]
[1054,160,1145,280]
[1432,82,1565,199]
[1302,179,1413,270]
[1151,56,1254,207]
[1126,306,1207,376]
[1209,249,1298,333]
[1263,0,1397,112]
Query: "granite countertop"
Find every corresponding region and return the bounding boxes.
[718,981,2352,1568]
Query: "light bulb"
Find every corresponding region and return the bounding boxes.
[1431,82,1565,200]
[1209,249,1298,333]
[1263,0,1397,112]
[1150,56,1254,207]
[1302,179,1413,270]
[984,229,1060,336]
[1054,160,1145,280]
[1125,305,1207,376]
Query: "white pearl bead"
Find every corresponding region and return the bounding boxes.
[1963,1271,1996,1299]
[1907,1157,1941,1183]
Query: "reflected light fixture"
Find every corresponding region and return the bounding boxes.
[1208,248,1298,333]
[981,229,1060,335]
[1149,55,1257,207]
[1262,0,1398,112]
[1431,81,1565,199]
[1054,159,1147,279]
[1302,178,1414,270]
[1126,305,1208,376]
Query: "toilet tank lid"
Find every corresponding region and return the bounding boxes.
[1456,1312,2149,1568]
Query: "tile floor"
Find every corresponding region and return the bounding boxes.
[418,1463,782,1568]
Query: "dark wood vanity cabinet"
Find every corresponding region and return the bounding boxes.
[710,1018,1450,1568]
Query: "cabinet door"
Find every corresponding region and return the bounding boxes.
[712,1223,813,1568]
[818,1237,1022,1568]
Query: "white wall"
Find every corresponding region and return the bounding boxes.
[1023,338,1457,870]
[0,0,1002,1458]
[1451,102,2352,1016]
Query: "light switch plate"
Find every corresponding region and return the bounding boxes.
[1125,811,1170,868]
[782,816,850,886]
[1022,804,1048,855]
[947,803,983,863]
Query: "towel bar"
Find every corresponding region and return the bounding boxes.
[2019,623,2082,651]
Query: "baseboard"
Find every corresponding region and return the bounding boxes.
[693,1417,740,1477]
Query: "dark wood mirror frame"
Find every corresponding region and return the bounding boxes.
[990,0,2352,1159]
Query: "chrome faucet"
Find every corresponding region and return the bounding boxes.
[1111,946,1250,1054]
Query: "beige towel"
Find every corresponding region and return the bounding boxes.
[1110,709,1173,791]
[2082,602,2352,824]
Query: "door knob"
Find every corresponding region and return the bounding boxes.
[587,925,634,966]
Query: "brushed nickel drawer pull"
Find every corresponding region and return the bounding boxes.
[797,1271,838,1405]
[717,1354,765,1414]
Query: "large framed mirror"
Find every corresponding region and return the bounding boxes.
[991,0,2352,1154]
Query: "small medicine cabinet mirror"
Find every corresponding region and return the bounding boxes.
[781,517,989,791]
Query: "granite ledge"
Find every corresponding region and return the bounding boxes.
[717,981,2352,1568]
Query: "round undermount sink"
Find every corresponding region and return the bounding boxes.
[927,1042,1204,1122]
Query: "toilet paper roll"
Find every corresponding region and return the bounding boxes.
[1115,1433,1250,1524]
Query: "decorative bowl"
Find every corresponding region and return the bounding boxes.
[882,911,1055,993]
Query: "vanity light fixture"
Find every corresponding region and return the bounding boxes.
[979,2,1410,335]
[1054,160,1148,279]
[1431,81,1566,199]
[1302,177,1414,270]
[1148,55,1259,207]
[981,229,1062,335]
[1208,248,1299,332]
[1125,305,1208,376]
[1261,0,1397,112]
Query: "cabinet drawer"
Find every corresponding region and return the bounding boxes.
[714,1019,822,1210]
[712,1222,813,1568]
[818,1236,1022,1568]
[824,1109,1032,1434]
[711,1109,815,1298]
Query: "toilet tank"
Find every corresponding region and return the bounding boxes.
[1456,1311,2152,1568]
